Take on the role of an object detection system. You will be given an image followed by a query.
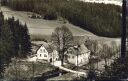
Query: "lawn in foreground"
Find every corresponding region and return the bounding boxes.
[4,60,57,81]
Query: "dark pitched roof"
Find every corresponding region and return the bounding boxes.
[41,42,53,53]
[67,44,90,56]
[31,43,40,54]
[32,41,54,54]
[37,41,54,53]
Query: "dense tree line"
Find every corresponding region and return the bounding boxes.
[0,12,32,77]
[3,0,122,37]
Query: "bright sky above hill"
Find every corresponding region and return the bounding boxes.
[79,0,122,6]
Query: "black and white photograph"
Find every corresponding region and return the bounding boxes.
[0,0,127,81]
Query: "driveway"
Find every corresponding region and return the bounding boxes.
[52,61,87,76]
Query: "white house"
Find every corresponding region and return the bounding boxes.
[66,44,90,66]
[28,42,59,63]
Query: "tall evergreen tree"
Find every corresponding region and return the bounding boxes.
[0,12,4,37]
[7,18,32,58]
[7,17,19,57]
[0,12,4,78]
[8,18,21,57]
[0,21,15,77]
[20,23,32,58]
[0,21,15,63]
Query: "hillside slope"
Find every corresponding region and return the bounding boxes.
[1,7,93,36]
[1,6,121,45]
[3,0,122,37]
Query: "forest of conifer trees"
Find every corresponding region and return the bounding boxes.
[0,12,32,77]
[2,0,122,37]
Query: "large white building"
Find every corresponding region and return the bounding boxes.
[66,44,91,66]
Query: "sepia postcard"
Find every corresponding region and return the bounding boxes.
[0,0,127,81]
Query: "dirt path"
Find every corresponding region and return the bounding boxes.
[59,66,86,76]
[52,61,87,76]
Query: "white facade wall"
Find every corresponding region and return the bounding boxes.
[37,46,49,61]
[51,50,59,62]
[36,46,59,62]
[68,54,76,65]
[68,52,90,66]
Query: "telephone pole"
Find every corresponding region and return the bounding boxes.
[126,0,128,57]
[121,0,127,63]
[0,0,1,11]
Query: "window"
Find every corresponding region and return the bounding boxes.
[44,49,46,53]
[40,49,43,52]
[69,51,73,54]
[81,59,82,62]
[44,54,47,57]
[40,54,41,57]
[72,56,75,59]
